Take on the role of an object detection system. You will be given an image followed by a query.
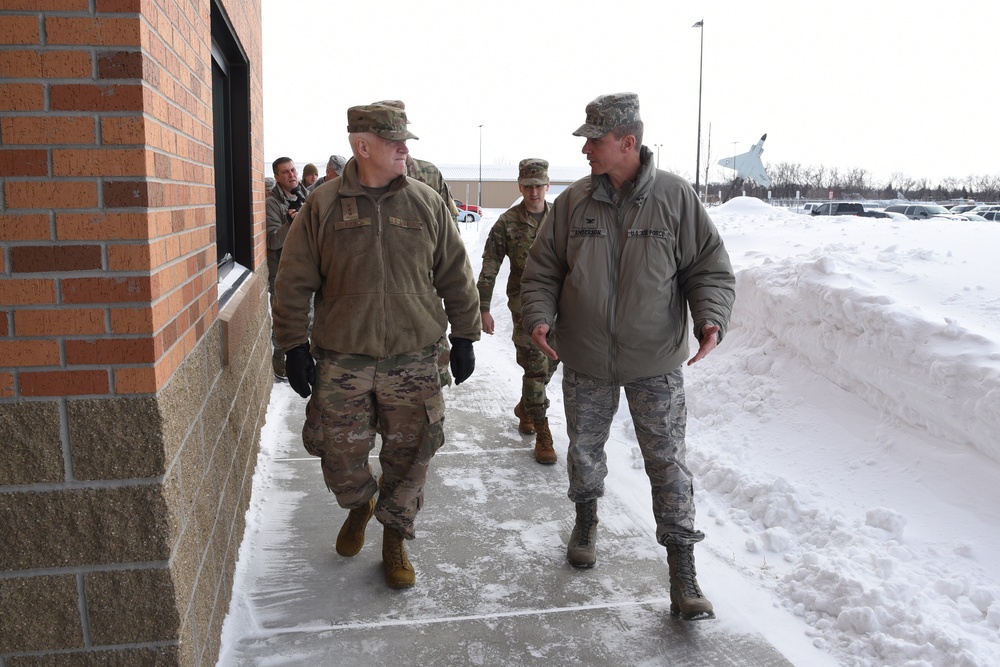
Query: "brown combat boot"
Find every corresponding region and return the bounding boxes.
[514,399,535,435]
[335,495,376,557]
[567,499,598,568]
[382,525,415,589]
[533,418,556,464]
[666,543,715,620]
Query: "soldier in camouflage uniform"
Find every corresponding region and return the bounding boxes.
[520,93,735,621]
[477,158,560,464]
[273,103,481,590]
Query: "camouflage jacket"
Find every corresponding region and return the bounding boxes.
[477,201,551,315]
[272,160,481,357]
[521,146,735,384]
[408,156,460,222]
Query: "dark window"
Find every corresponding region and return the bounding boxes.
[211,0,252,302]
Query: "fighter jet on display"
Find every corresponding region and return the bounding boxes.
[718,133,770,188]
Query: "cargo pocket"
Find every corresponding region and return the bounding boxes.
[421,390,447,457]
[301,395,324,457]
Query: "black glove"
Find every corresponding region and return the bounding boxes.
[285,344,315,398]
[449,337,475,385]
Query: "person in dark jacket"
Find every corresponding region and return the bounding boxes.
[265,157,308,380]
[521,93,735,621]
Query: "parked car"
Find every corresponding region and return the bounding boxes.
[800,202,822,214]
[811,202,888,218]
[454,199,483,216]
[883,204,968,221]
[457,210,481,223]
[963,213,988,222]
[948,204,980,214]
[981,211,1000,221]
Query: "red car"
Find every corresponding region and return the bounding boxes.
[454,199,482,216]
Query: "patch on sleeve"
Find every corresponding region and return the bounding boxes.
[627,229,667,238]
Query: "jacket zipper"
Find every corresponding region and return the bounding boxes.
[607,203,622,383]
[373,196,388,355]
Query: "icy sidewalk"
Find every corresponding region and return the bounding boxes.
[215,380,795,667]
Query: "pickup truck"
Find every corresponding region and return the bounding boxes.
[811,202,888,218]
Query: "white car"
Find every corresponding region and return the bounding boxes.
[457,210,481,223]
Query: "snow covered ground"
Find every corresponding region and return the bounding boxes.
[220,197,1000,666]
[683,198,1000,666]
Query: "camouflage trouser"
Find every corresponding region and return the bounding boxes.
[511,310,559,421]
[562,366,704,546]
[302,343,445,539]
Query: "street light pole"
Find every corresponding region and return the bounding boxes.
[654,143,662,169]
[478,124,483,211]
[693,19,704,199]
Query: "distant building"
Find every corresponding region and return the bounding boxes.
[441,164,589,209]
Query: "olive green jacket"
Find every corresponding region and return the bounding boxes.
[273,160,481,357]
[520,146,735,383]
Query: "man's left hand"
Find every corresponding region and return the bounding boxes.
[449,337,475,384]
[687,324,720,366]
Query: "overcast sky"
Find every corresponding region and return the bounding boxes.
[262,0,999,185]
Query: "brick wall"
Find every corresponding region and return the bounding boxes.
[0,0,269,665]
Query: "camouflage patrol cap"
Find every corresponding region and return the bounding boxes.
[572,92,641,138]
[373,99,405,110]
[326,154,347,174]
[346,104,418,141]
[518,158,549,186]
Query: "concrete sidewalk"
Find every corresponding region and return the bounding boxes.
[217,382,795,667]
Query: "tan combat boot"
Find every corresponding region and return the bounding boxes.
[567,499,598,568]
[382,525,415,589]
[533,418,556,465]
[514,399,535,435]
[335,495,376,557]
[666,543,715,620]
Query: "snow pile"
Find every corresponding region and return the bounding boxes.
[684,202,1000,665]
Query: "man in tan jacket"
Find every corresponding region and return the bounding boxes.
[273,103,481,589]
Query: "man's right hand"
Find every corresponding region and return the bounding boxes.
[530,324,558,361]
[481,311,495,335]
[285,344,315,398]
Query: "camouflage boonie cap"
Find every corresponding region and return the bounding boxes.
[518,158,549,186]
[572,92,641,138]
[346,104,418,140]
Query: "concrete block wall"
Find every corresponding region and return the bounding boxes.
[0,1,268,665]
